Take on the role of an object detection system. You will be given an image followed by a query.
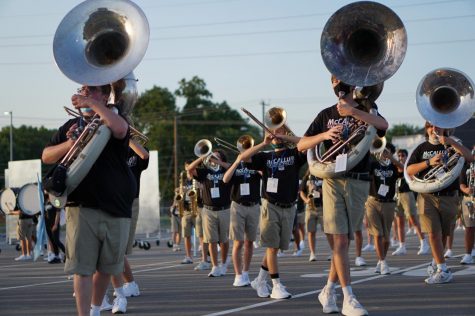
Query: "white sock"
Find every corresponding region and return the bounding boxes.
[125,281,135,287]
[257,268,268,281]
[342,286,353,300]
[114,287,125,298]
[326,280,337,291]
[399,242,405,247]
[437,263,448,272]
[271,278,280,286]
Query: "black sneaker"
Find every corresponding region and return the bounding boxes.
[48,257,62,264]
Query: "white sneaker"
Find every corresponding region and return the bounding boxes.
[14,255,26,261]
[181,256,193,264]
[355,257,366,267]
[253,241,259,249]
[455,225,463,231]
[444,249,454,258]
[342,295,368,316]
[309,253,317,262]
[460,254,474,265]
[292,249,303,257]
[392,245,407,256]
[112,297,127,314]
[270,282,292,299]
[318,286,339,314]
[380,261,390,275]
[390,239,398,248]
[123,282,140,297]
[233,275,250,287]
[425,269,453,284]
[194,261,211,271]
[90,308,100,316]
[208,266,222,277]
[361,244,375,252]
[219,262,228,276]
[374,261,381,274]
[427,262,437,276]
[100,295,113,311]
[406,228,413,236]
[251,278,270,298]
[417,239,430,255]
[24,255,32,260]
[299,240,305,250]
[242,273,251,286]
[277,251,286,258]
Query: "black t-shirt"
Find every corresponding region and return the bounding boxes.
[369,159,399,201]
[397,172,411,193]
[194,167,231,208]
[229,161,261,204]
[44,202,60,219]
[299,176,323,207]
[250,148,307,204]
[304,103,386,173]
[407,141,459,193]
[46,118,136,218]
[127,150,149,198]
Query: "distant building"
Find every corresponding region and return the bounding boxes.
[392,134,425,153]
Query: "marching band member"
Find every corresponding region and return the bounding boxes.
[8,205,35,261]
[406,122,473,284]
[299,172,323,262]
[187,149,231,277]
[181,160,198,265]
[241,126,305,299]
[365,142,402,275]
[193,179,211,271]
[42,84,136,316]
[297,75,388,315]
[223,146,262,287]
[459,158,475,265]
[393,149,429,256]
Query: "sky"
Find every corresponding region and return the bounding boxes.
[0,0,474,138]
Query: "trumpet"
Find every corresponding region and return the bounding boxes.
[194,139,220,172]
[241,107,296,149]
[370,136,391,166]
[214,135,255,153]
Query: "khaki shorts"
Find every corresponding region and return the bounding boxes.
[305,206,323,233]
[202,207,230,243]
[461,196,475,228]
[229,201,260,241]
[395,192,417,218]
[260,199,295,250]
[181,211,196,237]
[125,198,140,255]
[171,214,181,233]
[417,193,458,236]
[17,218,34,240]
[322,178,369,239]
[365,197,395,238]
[64,207,130,276]
[195,208,204,238]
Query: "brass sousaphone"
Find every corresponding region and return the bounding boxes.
[48,0,149,207]
[404,68,475,193]
[308,1,407,178]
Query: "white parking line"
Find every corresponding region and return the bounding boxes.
[202,262,431,316]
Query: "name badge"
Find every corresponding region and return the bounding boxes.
[267,177,279,193]
[312,190,321,198]
[335,153,348,173]
[211,187,220,199]
[378,184,389,197]
[240,183,250,196]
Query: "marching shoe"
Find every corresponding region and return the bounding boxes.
[362,244,375,252]
[181,256,193,264]
[194,261,211,271]
[380,261,390,275]
[318,285,339,314]
[444,249,454,258]
[100,295,113,311]
[342,295,368,316]
[270,283,292,299]
[251,278,270,298]
[392,245,407,256]
[425,269,453,284]
[374,261,381,274]
[208,266,222,277]
[308,253,317,262]
[460,254,474,265]
[123,282,140,297]
[417,239,430,255]
[355,257,366,267]
[233,275,250,287]
[112,297,127,314]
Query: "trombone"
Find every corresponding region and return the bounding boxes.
[214,135,255,154]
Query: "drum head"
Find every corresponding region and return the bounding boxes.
[0,188,18,214]
[18,183,42,216]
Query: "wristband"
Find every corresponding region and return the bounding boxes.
[425,160,430,167]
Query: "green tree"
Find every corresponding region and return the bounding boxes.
[386,123,423,142]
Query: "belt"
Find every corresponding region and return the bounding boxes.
[344,172,370,182]
[267,200,294,208]
[429,191,458,197]
[237,201,259,207]
[370,196,393,203]
[204,205,230,211]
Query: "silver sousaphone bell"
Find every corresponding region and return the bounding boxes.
[53,0,150,86]
[321,1,407,87]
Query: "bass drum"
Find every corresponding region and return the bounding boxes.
[0,187,20,215]
[18,183,42,216]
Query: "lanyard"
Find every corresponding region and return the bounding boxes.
[240,161,250,183]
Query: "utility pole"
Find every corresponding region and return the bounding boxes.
[173,115,178,189]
